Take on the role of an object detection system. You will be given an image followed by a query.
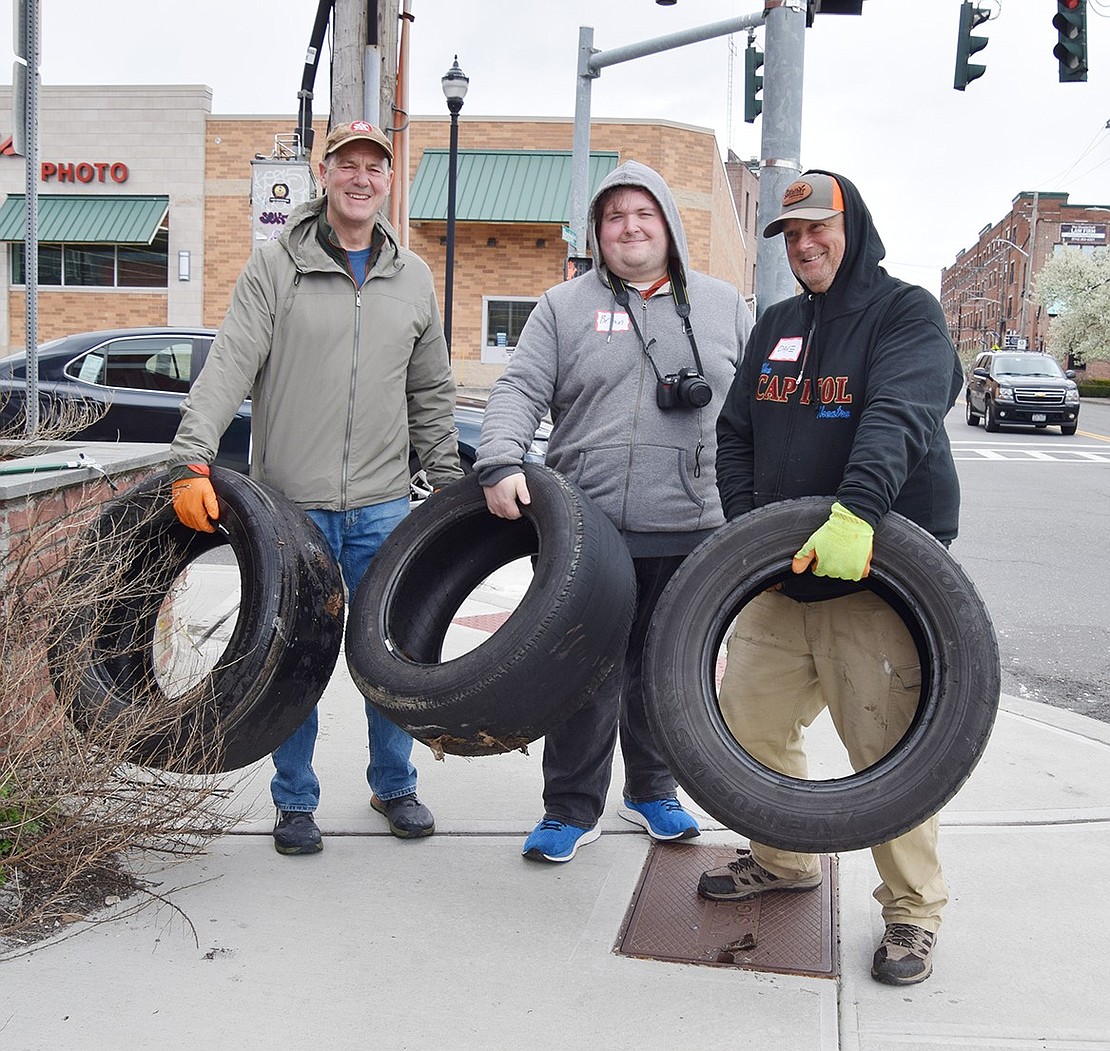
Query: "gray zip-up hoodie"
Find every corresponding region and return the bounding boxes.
[170,196,461,510]
[475,160,753,556]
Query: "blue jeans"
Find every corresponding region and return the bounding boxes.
[271,497,418,813]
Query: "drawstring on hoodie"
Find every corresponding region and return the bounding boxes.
[795,296,823,415]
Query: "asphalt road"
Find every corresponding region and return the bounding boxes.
[946,396,1110,723]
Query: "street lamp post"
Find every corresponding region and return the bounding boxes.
[441,56,468,358]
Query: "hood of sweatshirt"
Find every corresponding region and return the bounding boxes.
[796,168,889,320]
[585,160,690,285]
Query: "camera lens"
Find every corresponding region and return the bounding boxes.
[678,370,712,408]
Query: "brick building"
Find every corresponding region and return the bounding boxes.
[940,191,1110,376]
[0,86,757,393]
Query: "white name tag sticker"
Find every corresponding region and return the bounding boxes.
[596,311,630,333]
[768,336,803,362]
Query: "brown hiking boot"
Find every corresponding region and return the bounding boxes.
[871,923,936,985]
[697,849,822,902]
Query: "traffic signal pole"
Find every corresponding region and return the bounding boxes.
[756,0,807,313]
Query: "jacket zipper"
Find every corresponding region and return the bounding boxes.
[771,297,818,501]
[621,290,650,531]
[341,285,362,508]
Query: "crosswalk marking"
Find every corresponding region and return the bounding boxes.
[951,443,1110,463]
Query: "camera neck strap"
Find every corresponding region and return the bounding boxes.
[608,262,705,381]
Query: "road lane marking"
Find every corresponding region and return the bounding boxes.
[952,446,1110,462]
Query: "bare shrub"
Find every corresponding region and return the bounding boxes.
[1,390,110,458]
[1,423,248,954]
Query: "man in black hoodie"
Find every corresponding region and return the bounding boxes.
[700,171,963,986]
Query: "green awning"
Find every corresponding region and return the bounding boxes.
[0,194,169,243]
[409,149,619,223]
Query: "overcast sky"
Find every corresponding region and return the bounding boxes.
[4,1,1107,295]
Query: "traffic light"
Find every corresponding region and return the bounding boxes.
[954,2,990,91]
[806,1,864,26]
[1053,0,1088,83]
[744,42,764,123]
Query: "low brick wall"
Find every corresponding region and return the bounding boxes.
[0,442,172,749]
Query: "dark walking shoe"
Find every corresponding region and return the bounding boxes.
[871,923,936,985]
[273,810,323,855]
[697,849,821,901]
[371,793,435,838]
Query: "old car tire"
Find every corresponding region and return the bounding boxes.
[1061,422,1078,436]
[643,496,1001,853]
[964,396,980,426]
[50,468,345,773]
[345,465,637,756]
[984,399,1001,432]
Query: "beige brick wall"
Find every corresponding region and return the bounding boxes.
[7,291,168,342]
[202,117,332,327]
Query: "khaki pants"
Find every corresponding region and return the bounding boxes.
[718,589,947,932]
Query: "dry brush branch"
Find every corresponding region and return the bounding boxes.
[2,429,252,953]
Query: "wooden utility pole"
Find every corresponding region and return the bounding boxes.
[331,0,399,127]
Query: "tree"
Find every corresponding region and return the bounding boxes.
[1030,246,1110,366]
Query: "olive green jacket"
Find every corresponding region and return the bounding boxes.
[171,196,461,509]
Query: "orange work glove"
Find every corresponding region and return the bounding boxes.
[792,501,874,581]
[171,464,219,532]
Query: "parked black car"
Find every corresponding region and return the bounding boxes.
[0,327,548,488]
[964,351,1080,435]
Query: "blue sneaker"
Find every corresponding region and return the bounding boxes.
[618,798,700,841]
[521,818,601,862]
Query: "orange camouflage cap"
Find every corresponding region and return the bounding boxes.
[763,173,845,238]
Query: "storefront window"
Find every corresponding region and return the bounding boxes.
[118,245,169,287]
[65,246,116,286]
[8,229,168,288]
[484,298,538,351]
[10,244,62,285]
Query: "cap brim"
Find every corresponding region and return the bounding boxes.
[324,134,393,162]
[762,207,841,238]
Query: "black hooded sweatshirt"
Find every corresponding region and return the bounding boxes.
[716,170,963,570]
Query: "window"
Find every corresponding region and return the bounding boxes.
[9,228,169,287]
[482,297,539,361]
[64,335,210,395]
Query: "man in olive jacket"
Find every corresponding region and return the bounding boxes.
[170,121,462,856]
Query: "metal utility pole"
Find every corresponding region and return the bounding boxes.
[13,0,40,433]
[755,0,807,313]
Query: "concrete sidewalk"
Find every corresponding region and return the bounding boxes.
[3,566,1109,1051]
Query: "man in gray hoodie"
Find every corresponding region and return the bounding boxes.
[475,160,754,862]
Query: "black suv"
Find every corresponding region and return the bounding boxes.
[964,351,1080,435]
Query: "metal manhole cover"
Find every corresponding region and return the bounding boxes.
[615,844,838,978]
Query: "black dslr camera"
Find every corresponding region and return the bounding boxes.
[656,366,712,410]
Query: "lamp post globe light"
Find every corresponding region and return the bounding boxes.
[441,56,469,358]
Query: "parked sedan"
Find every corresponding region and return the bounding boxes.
[0,328,549,489]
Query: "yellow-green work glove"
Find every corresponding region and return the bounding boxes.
[792,501,874,581]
